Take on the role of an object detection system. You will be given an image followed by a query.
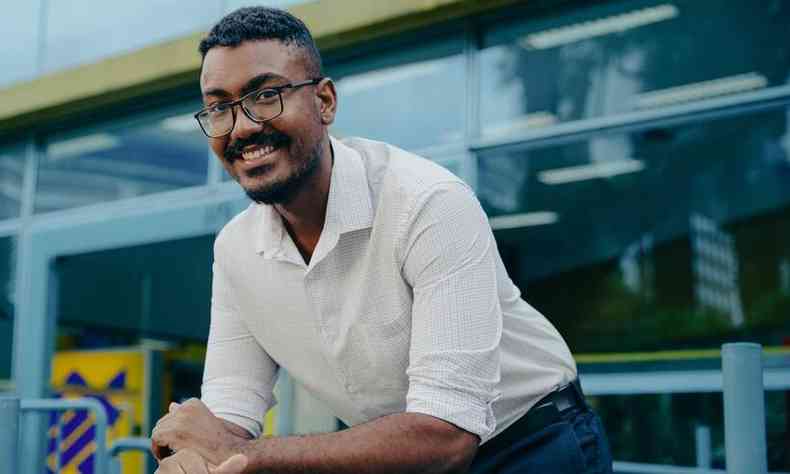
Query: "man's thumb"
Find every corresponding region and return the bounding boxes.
[211,454,249,473]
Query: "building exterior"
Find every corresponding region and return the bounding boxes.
[1,0,789,471]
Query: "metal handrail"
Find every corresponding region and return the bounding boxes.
[20,397,109,474]
[108,437,155,474]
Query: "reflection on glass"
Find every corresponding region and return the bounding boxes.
[55,235,213,342]
[480,0,790,138]
[43,0,220,73]
[0,1,41,87]
[0,145,27,219]
[478,106,790,353]
[0,236,17,380]
[330,40,466,152]
[36,109,209,213]
[591,391,788,471]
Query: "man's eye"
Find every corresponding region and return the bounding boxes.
[211,103,231,114]
[256,89,279,101]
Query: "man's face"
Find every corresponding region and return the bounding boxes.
[200,40,333,204]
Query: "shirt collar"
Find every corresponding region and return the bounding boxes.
[254,136,374,258]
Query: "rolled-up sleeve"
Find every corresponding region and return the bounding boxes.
[201,255,279,438]
[400,181,502,442]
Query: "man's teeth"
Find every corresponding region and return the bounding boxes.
[241,145,277,161]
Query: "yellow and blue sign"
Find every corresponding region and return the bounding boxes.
[49,350,146,474]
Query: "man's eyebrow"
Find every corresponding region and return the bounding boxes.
[240,73,285,97]
[203,88,231,100]
[202,73,285,102]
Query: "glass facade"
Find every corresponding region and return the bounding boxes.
[0,236,17,380]
[479,106,790,352]
[0,145,27,219]
[330,37,467,153]
[480,0,790,139]
[35,106,209,213]
[55,235,214,343]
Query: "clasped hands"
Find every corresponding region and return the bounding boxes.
[151,398,251,474]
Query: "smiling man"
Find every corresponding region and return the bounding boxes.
[150,6,612,474]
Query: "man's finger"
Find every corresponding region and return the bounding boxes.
[210,454,248,474]
[169,401,181,413]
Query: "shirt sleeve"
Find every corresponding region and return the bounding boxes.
[400,181,502,442]
[201,256,279,439]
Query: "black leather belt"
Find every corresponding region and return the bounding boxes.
[476,379,587,460]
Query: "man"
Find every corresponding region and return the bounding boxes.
[151,6,612,474]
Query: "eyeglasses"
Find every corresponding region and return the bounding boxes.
[194,77,324,138]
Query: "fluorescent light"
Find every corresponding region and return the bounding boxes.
[47,133,120,161]
[337,60,446,95]
[538,159,644,185]
[520,4,678,50]
[489,211,558,230]
[160,113,198,133]
[483,112,557,138]
[635,72,768,109]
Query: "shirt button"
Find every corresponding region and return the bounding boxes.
[346,384,355,393]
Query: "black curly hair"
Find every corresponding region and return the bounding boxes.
[199,6,322,76]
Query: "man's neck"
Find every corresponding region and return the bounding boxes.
[274,138,333,263]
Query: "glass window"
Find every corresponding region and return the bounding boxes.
[591,390,788,471]
[0,1,41,87]
[329,37,466,152]
[478,105,790,353]
[480,0,790,140]
[0,144,28,219]
[0,236,17,380]
[35,107,209,213]
[42,0,221,74]
[55,234,214,342]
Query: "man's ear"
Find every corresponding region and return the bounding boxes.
[316,77,337,125]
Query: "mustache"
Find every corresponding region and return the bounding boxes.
[225,131,291,162]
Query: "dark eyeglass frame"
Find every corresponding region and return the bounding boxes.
[194,77,325,138]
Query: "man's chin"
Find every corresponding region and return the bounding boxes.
[243,180,296,205]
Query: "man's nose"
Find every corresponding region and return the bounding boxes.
[229,106,263,142]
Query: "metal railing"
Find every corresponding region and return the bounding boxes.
[109,437,155,474]
[0,343,776,473]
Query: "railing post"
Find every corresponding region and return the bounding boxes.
[721,342,767,474]
[695,424,712,469]
[0,396,20,474]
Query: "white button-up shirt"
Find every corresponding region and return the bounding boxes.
[202,136,577,443]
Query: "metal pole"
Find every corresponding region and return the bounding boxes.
[695,425,712,469]
[721,343,767,474]
[276,371,294,436]
[0,396,20,474]
[22,398,110,474]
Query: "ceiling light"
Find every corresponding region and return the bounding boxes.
[47,133,120,162]
[538,159,644,185]
[520,4,678,50]
[635,72,768,109]
[489,211,558,230]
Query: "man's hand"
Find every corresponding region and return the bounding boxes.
[155,449,248,474]
[151,398,251,466]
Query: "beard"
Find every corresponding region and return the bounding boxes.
[243,144,321,205]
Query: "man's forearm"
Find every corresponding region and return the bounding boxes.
[240,412,478,474]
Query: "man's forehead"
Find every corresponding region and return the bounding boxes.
[200,40,304,92]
